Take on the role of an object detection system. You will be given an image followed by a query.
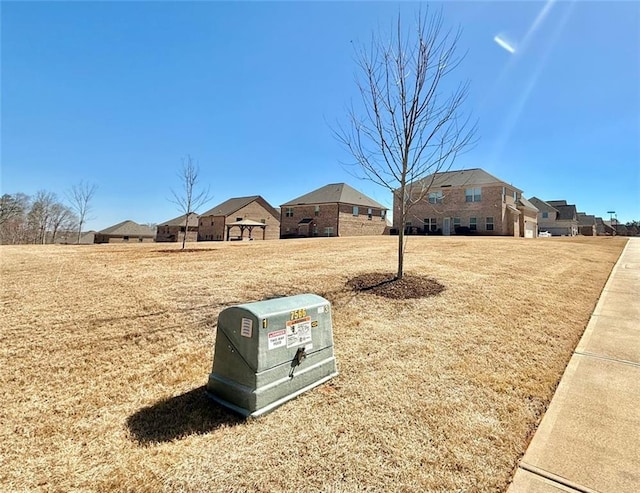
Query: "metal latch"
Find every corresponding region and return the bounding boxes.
[289,347,307,378]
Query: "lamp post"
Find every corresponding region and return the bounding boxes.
[607,210,616,235]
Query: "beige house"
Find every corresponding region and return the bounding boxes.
[94,220,156,243]
[529,198,578,236]
[394,168,538,237]
[280,183,388,238]
[155,213,199,243]
[198,196,279,241]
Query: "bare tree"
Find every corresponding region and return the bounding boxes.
[27,190,57,244]
[67,181,97,244]
[49,203,77,243]
[0,193,30,244]
[337,9,477,279]
[170,155,212,250]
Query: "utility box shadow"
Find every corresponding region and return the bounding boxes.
[126,385,241,444]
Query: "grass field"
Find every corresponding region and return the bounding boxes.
[0,236,627,492]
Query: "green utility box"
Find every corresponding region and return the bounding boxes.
[206,294,338,417]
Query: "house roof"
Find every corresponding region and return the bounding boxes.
[577,213,596,226]
[200,196,279,220]
[226,219,266,227]
[281,183,387,209]
[528,197,559,213]
[410,168,523,192]
[547,200,568,207]
[518,197,539,212]
[554,204,578,221]
[159,213,200,227]
[98,220,156,237]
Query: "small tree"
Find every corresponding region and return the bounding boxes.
[170,155,212,249]
[337,8,477,279]
[67,181,98,244]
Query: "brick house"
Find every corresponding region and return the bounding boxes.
[529,198,579,236]
[394,168,538,237]
[577,213,597,236]
[94,220,156,243]
[198,196,279,241]
[280,183,388,238]
[155,213,199,243]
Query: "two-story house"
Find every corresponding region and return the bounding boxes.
[280,183,388,238]
[393,168,538,237]
[528,198,578,236]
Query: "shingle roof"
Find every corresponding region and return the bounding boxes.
[528,197,559,213]
[547,200,568,207]
[518,197,539,212]
[410,168,522,192]
[555,204,578,221]
[200,196,279,220]
[159,213,200,227]
[98,220,156,237]
[281,183,386,209]
[577,213,596,226]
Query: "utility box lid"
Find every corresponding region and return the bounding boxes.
[207,294,338,417]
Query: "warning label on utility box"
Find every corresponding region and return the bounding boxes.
[286,316,312,348]
[267,329,287,350]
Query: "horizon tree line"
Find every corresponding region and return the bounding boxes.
[0,182,97,245]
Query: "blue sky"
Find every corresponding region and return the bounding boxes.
[2,1,639,230]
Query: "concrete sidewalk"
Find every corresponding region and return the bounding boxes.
[509,238,640,493]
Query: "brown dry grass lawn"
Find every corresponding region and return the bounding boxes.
[0,236,627,492]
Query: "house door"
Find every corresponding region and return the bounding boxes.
[443,217,451,236]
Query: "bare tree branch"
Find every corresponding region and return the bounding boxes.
[335,7,478,279]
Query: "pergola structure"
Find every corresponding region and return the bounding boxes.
[225,219,267,241]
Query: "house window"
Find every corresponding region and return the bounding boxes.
[424,218,438,232]
[353,206,359,216]
[381,210,386,220]
[428,191,443,204]
[261,219,266,224]
[313,226,318,236]
[367,208,372,220]
[211,220,214,226]
[236,217,243,222]
[486,217,494,231]
[405,221,412,227]
[285,207,293,217]
[465,188,482,202]
[542,211,548,219]
[470,218,477,231]
[314,206,320,216]
[123,236,130,241]
[324,227,333,236]
[513,191,518,201]
[453,217,461,228]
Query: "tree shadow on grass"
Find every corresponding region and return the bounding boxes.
[126,385,242,445]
